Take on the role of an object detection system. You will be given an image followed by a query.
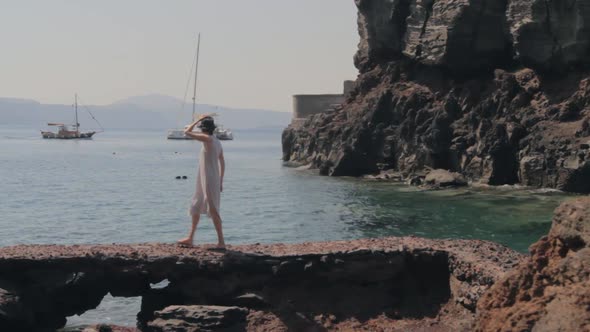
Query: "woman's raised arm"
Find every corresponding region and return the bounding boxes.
[184,120,211,142]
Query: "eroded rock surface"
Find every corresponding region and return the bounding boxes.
[508,0,590,69]
[76,326,138,332]
[0,238,521,331]
[283,0,590,193]
[147,305,248,332]
[476,197,590,331]
[402,0,511,72]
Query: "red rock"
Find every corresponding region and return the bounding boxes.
[475,197,590,331]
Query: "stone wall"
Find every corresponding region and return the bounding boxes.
[290,80,355,127]
[343,80,356,95]
[292,94,345,120]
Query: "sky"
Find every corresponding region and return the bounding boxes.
[0,1,360,112]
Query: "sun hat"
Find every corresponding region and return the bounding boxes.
[197,117,216,131]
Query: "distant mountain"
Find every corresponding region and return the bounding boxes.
[0,95,292,130]
[0,97,41,105]
[112,94,185,110]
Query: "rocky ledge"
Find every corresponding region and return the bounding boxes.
[476,196,590,332]
[0,237,521,331]
[282,0,590,193]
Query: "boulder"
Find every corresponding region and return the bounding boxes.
[557,160,590,193]
[519,153,546,187]
[423,169,468,188]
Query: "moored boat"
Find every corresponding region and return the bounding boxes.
[167,34,234,141]
[214,125,233,140]
[167,126,192,140]
[41,94,101,139]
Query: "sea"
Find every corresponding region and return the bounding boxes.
[0,126,571,328]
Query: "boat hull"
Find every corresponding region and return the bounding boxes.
[216,133,233,140]
[214,128,234,140]
[167,129,194,140]
[167,129,234,140]
[41,131,96,139]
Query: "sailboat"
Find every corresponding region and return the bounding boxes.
[41,94,101,139]
[214,125,234,140]
[167,34,234,140]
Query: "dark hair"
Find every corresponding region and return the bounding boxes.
[198,117,216,135]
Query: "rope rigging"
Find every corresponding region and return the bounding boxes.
[179,39,200,124]
[77,96,105,132]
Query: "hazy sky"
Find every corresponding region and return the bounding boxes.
[0,1,359,112]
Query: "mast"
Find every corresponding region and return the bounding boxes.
[74,93,79,132]
[192,33,201,121]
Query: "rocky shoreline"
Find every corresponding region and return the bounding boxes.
[1,233,521,331]
[0,197,588,331]
[282,0,590,194]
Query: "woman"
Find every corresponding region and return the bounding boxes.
[177,115,226,249]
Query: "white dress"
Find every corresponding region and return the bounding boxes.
[189,136,223,216]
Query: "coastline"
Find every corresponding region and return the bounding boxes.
[290,162,573,194]
[0,235,522,331]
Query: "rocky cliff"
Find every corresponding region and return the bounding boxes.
[282,0,590,193]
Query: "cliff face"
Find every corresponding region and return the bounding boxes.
[282,0,590,193]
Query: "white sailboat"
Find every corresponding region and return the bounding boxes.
[41,94,101,139]
[214,125,234,140]
[167,34,234,140]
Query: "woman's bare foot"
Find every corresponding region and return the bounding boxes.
[177,238,193,247]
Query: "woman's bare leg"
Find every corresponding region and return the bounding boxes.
[177,213,200,246]
[208,206,225,248]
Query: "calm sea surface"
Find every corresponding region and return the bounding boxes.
[0,126,571,327]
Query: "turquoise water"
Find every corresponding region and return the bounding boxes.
[0,126,570,327]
